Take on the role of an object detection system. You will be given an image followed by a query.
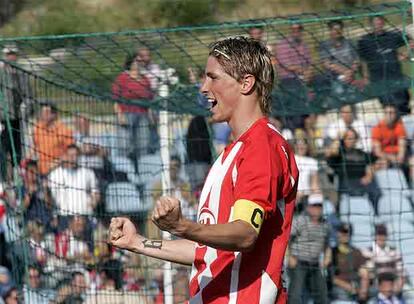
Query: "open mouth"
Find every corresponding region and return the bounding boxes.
[207,98,218,110]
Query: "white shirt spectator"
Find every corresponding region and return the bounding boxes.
[48,166,99,215]
[295,154,318,195]
[325,118,371,152]
[143,63,161,91]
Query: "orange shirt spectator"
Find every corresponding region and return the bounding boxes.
[33,104,74,175]
[372,120,406,155]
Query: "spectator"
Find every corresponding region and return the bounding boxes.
[362,224,406,296]
[54,216,92,266]
[0,44,33,182]
[33,103,74,176]
[23,265,54,304]
[1,286,19,304]
[21,160,57,233]
[326,128,376,197]
[329,223,370,303]
[112,52,154,159]
[301,114,324,156]
[73,115,109,181]
[26,221,53,268]
[288,195,330,303]
[368,273,405,304]
[358,15,411,115]
[293,136,320,212]
[276,23,313,85]
[248,26,265,42]
[136,47,162,92]
[98,259,123,291]
[123,252,145,292]
[371,104,407,167]
[325,104,372,152]
[52,272,87,304]
[136,47,162,153]
[48,144,100,217]
[318,20,360,99]
[274,23,314,130]
[186,116,212,192]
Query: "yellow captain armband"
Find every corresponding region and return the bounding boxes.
[232,199,265,234]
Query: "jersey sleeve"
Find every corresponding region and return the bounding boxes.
[233,140,274,213]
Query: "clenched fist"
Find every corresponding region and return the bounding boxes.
[152,196,185,235]
[108,217,142,251]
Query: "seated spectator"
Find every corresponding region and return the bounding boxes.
[326,128,376,197]
[329,223,369,303]
[112,52,154,159]
[325,104,371,152]
[23,265,55,304]
[362,224,406,296]
[52,271,88,304]
[98,259,123,291]
[368,273,405,304]
[275,22,313,129]
[54,216,92,267]
[123,252,145,292]
[26,221,54,268]
[301,114,324,156]
[248,25,265,42]
[21,160,57,233]
[288,197,330,303]
[358,15,411,115]
[293,136,321,212]
[48,144,100,217]
[317,20,361,100]
[33,103,74,176]
[1,286,18,304]
[371,104,407,167]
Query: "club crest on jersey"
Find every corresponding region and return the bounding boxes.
[198,207,216,225]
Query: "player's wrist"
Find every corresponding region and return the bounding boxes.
[171,217,192,238]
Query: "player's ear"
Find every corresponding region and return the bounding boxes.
[240,74,256,95]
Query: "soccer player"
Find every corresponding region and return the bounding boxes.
[109,36,299,304]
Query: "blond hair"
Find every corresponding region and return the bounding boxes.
[209,36,275,115]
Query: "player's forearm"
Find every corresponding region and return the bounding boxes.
[174,219,258,252]
[132,237,195,266]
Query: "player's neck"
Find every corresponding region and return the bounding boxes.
[229,103,264,140]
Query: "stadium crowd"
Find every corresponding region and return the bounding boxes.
[0,15,413,303]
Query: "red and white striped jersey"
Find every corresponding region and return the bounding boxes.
[189,117,299,304]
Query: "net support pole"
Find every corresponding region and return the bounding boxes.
[158,72,174,304]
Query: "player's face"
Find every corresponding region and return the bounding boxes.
[200,56,241,123]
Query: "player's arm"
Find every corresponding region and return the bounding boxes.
[109,217,195,265]
[152,197,262,252]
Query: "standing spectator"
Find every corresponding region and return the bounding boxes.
[48,144,100,217]
[185,115,212,192]
[136,47,161,92]
[325,104,372,152]
[362,224,406,296]
[33,103,74,176]
[358,16,411,115]
[136,47,162,153]
[293,136,320,212]
[318,20,360,99]
[288,195,330,304]
[371,104,407,167]
[112,52,154,159]
[368,273,405,304]
[0,44,33,182]
[275,23,313,130]
[329,223,370,303]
